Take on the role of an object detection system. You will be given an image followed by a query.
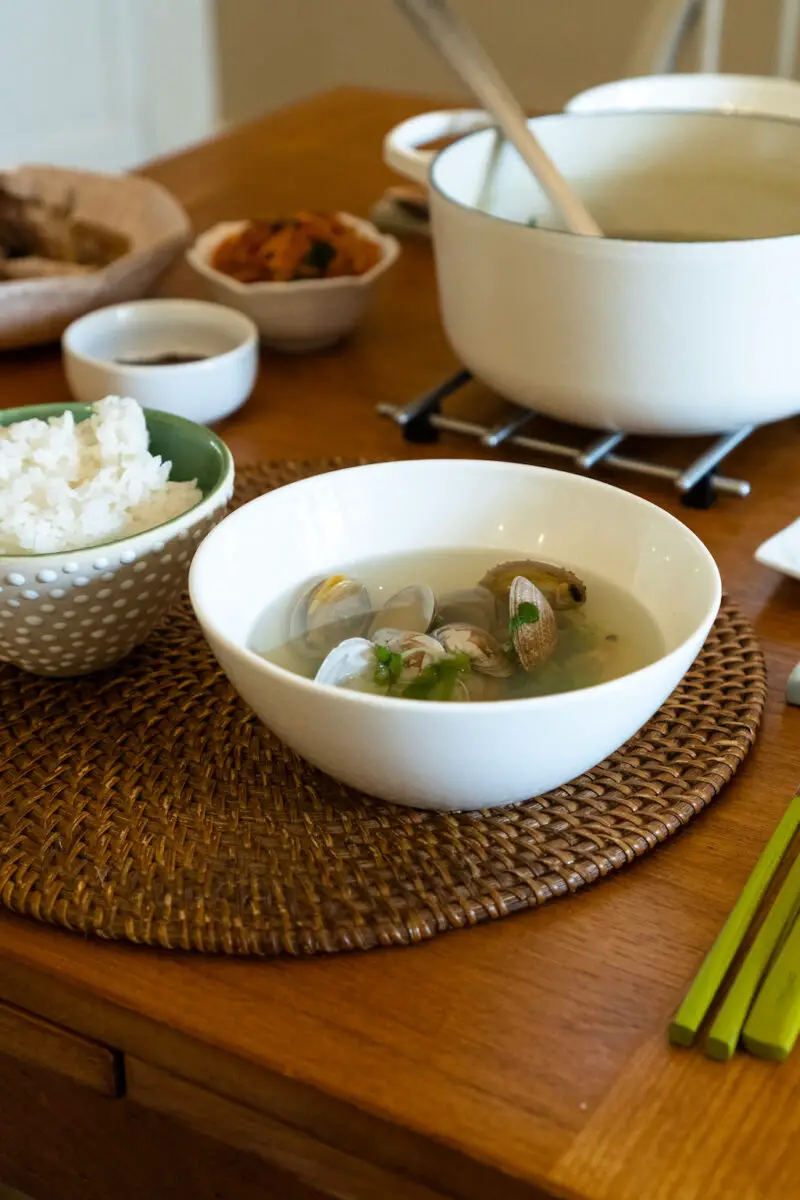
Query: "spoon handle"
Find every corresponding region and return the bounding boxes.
[698,0,725,71]
[776,0,800,77]
[394,0,603,237]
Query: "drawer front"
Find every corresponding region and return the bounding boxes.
[127,1057,450,1200]
[0,999,121,1096]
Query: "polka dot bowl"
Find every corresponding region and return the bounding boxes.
[0,402,234,677]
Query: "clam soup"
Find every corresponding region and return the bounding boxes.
[250,549,665,703]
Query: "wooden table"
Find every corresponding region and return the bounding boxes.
[1,87,800,1200]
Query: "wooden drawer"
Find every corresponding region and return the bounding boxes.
[127,1057,450,1200]
[0,1047,331,1200]
[0,998,121,1097]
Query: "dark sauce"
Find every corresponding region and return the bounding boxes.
[115,352,210,366]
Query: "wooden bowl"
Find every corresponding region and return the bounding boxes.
[0,165,190,351]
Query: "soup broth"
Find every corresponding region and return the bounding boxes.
[250,548,665,703]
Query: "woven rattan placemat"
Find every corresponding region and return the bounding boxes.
[0,461,768,956]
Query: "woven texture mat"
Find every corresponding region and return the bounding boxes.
[0,461,768,956]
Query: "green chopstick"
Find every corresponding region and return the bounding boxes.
[669,795,800,1047]
[742,909,800,1061]
[705,849,800,1061]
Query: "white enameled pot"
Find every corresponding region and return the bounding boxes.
[384,108,800,435]
[565,73,800,121]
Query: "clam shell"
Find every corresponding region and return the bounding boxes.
[481,559,586,610]
[368,584,435,639]
[434,586,503,636]
[370,626,407,649]
[372,629,473,701]
[509,576,558,672]
[371,629,445,687]
[433,622,513,678]
[290,574,371,658]
[314,637,377,689]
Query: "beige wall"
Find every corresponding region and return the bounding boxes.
[214,0,787,125]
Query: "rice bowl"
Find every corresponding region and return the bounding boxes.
[0,400,233,677]
[0,396,201,555]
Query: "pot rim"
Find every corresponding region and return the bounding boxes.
[428,108,800,247]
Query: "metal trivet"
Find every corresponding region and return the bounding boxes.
[378,369,752,509]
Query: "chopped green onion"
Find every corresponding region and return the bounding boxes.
[373,645,403,687]
[386,651,403,683]
[509,601,540,640]
[401,654,470,701]
[402,664,440,700]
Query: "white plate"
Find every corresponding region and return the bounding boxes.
[755,518,800,581]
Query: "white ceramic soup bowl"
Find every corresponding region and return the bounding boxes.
[63,299,259,426]
[189,460,720,812]
[385,109,800,435]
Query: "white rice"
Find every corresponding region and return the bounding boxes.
[0,396,202,555]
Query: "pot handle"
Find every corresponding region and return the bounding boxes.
[382,109,493,184]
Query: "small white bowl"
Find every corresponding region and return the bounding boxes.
[186,215,400,353]
[190,460,721,812]
[62,299,259,426]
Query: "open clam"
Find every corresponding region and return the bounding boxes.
[290,574,371,658]
[509,576,558,672]
[315,637,382,692]
[370,629,445,686]
[481,559,586,610]
[433,622,513,678]
[401,651,472,701]
[368,584,435,639]
[434,586,502,636]
[370,628,471,700]
[370,626,407,649]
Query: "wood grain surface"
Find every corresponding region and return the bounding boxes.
[126,1058,450,1200]
[1,88,800,1200]
[0,1049,331,1200]
[0,1000,120,1097]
